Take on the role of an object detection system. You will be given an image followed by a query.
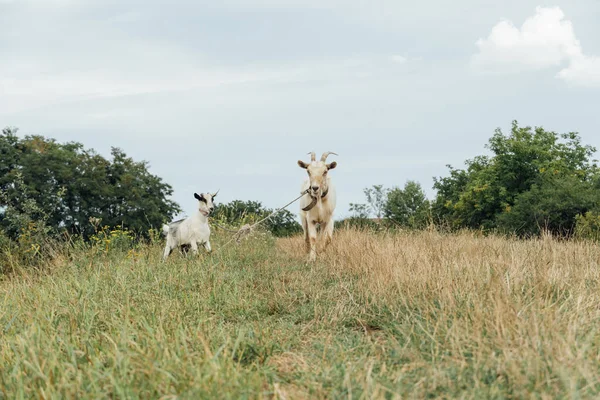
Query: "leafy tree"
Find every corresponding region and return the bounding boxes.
[264,208,302,237]
[349,185,389,220]
[348,203,370,219]
[364,184,389,219]
[103,147,180,235]
[213,200,264,223]
[431,165,471,228]
[385,181,430,229]
[0,128,180,239]
[433,120,599,235]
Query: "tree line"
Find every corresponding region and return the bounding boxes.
[0,127,300,242]
[346,120,600,239]
[0,127,180,240]
[2,120,600,244]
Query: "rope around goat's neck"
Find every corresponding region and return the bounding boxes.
[301,187,328,212]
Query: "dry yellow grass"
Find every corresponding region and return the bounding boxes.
[279,228,600,397]
[2,227,600,398]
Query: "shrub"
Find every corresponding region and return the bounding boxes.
[385,181,431,229]
[0,172,63,273]
[496,175,600,237]
[89,224,136,255]
[575,211,600,241]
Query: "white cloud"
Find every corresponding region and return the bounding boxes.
[471,7,580,72]
[471,6,600,87]
[557,54,600,87]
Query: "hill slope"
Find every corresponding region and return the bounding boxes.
[2,228,600,398]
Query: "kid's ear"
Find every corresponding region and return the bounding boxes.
[194,192,205,201]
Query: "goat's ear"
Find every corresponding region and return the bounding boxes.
[194,192,203,201]
[298,160,309,169]
[327,161,337,170]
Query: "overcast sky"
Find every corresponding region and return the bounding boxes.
[1,0,599,219]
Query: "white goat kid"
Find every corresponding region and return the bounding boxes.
[298,151,338,262]
[162,191,217,261]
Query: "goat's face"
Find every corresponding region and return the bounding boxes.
[194,192,217,216]
[298,152,337,197]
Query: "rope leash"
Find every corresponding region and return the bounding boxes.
[212,189,310,251]
[210,221,239,233]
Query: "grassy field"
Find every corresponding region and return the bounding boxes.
[2,227,600,399]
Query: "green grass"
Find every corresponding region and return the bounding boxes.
[2,228,600,398]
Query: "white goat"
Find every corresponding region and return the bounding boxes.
[297,151,338,262]
[162,191,217,261]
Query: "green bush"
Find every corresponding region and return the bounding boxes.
[575,211,600,241]
[0,222,61,274]
[0,171,63,273]
[496,175,600,237]
[0,229,15,274]
[89,224,136,255]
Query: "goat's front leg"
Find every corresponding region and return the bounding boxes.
[203,240,212,253]
[323,219,334,250]
[190,240,199,256]
[162,243,173,262]
[307,221,318,262]
[302,217,310,254]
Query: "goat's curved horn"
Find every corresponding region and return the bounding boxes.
[212,189,220,198]
[307,152,316,162]
[321,151,338,162]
